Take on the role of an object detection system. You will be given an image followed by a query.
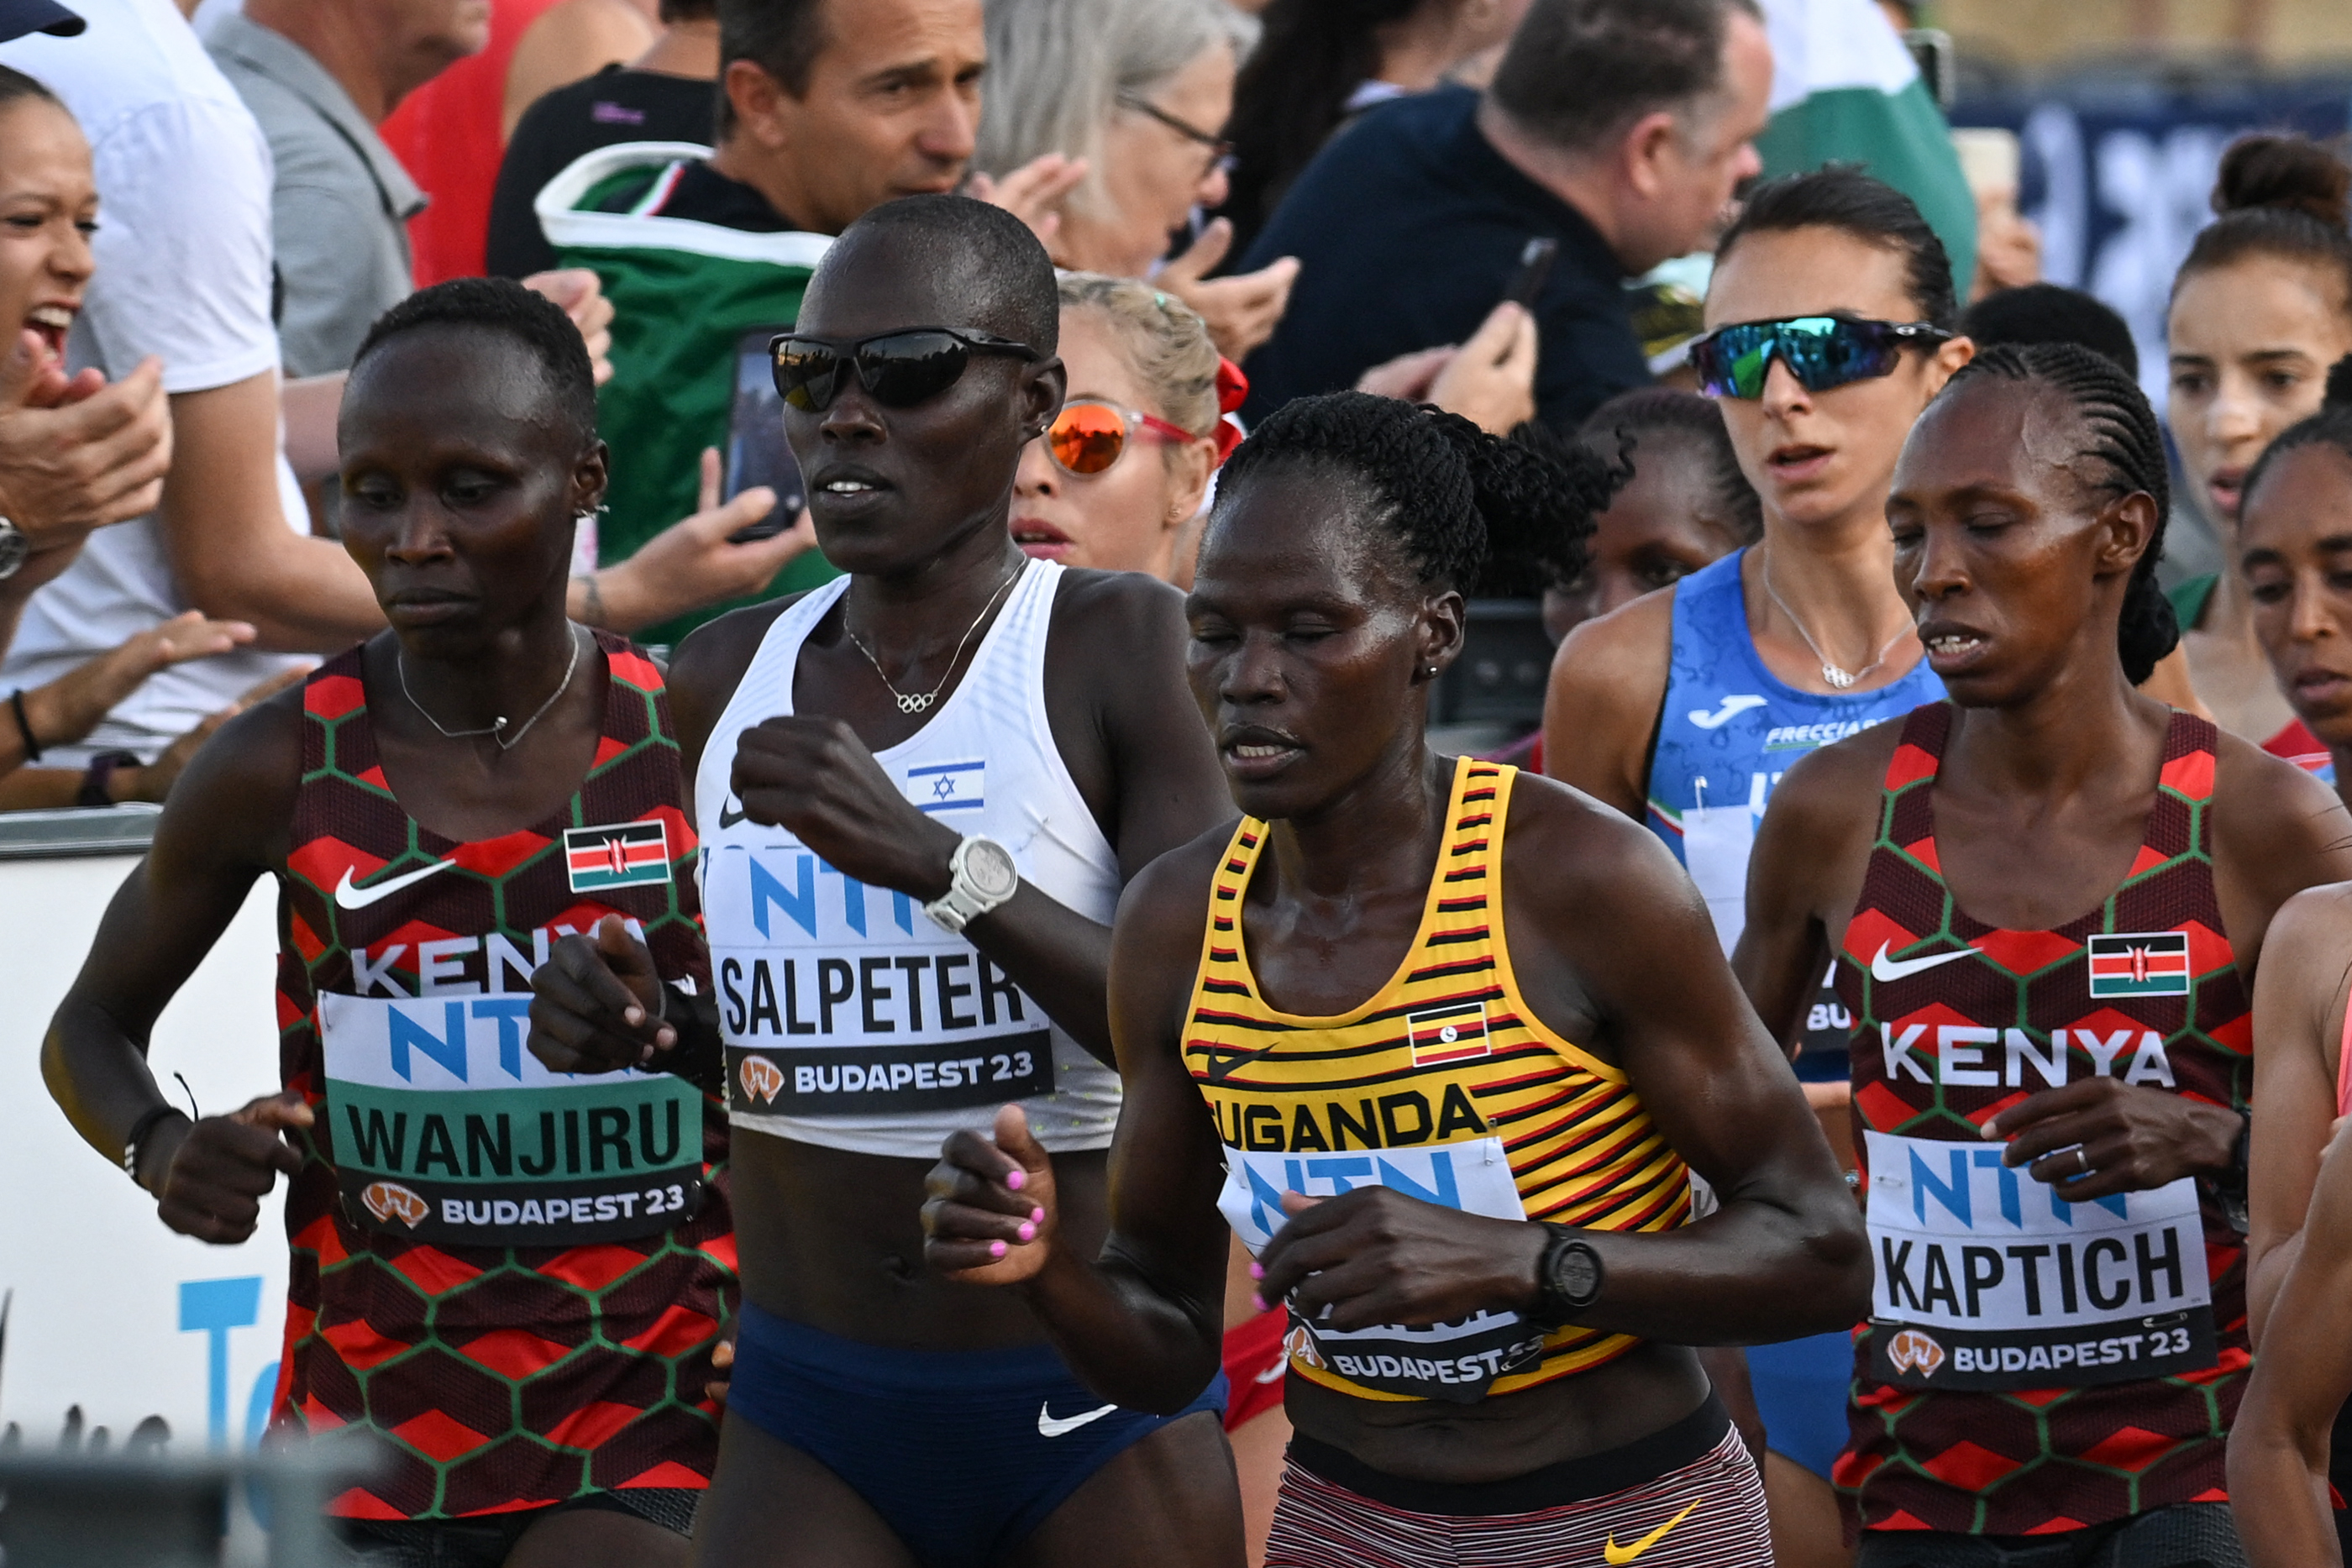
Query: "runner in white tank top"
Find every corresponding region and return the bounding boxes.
[526,198,1239,1568]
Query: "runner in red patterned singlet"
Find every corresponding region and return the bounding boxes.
[1738,343,2352,1568]
[42,278,731,1568]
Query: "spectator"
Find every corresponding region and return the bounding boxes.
[1009,272,1231,584]
[1236,0,1772,433]
[206,0,486,378]
[975,0,1296,363]
[533,0,1021,642]
[1219,0,1532,263]
[1353,297,1538,434]
[501,0,654,140]
[486,0,717,278]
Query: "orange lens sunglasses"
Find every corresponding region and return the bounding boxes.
[1046,399,1202,476]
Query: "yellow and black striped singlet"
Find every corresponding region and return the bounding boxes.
[1187,758,1693,1403]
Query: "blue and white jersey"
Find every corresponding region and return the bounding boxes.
[1647,549,1942,956]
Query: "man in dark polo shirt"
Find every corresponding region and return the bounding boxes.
[1238,0,1772,432]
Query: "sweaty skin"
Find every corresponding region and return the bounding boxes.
[1737,374,2352,1217]
[921,464,1869,1485]
[39,326,693,1567]
[526,222,1239,1567]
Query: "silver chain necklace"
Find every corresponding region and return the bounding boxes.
[846,565,1022,715]
[1760,557,1914,690]
[397,623,584,750]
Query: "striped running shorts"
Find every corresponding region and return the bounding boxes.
[1264,1395,1770,1566]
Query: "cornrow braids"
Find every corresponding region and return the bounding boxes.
[2241,354,2352,517]
[1940,342,2179,684]
[1572,387,1762,545]
[1215,391,1616,596]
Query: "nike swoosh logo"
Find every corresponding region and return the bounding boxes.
[1869,941,1977,983]
[1037,1401,1119,1438]
[1605,1497,1701,1564]
[333,859,459,910]
[1688,695,1767,731]
[1252,1360,1287,1384]
[718,798,750,829]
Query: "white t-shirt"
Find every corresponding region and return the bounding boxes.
[0,0,308,764]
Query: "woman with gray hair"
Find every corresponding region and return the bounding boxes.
[977,0,1298,361]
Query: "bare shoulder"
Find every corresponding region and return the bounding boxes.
[1049,566,1186,644]
[1498,765,1691,910]
[666,593,807,746]
[1115,820,1239,952]
[1546,585,1675,725]
[2263,881,2352,979]
[1768,712,1908,831]
[153,680,307,873]
[2210,727,2352,873]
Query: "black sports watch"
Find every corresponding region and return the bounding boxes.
[1530,1225,1604,1326]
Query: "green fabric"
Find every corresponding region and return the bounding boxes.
[2168,572,2219,632]
[1755,79,1979,304]
[552,155,840,647]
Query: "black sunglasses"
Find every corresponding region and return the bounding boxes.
[769,327,1041,413]
[1688,315,1953,401]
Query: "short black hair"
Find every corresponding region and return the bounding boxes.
[1490,0,1761,156]
[1961,284,2139,380]
[823,194,1061,353]
[1574,387,1761,544]
[0,63,60,110]
[2243,355,2352,523]
[717,0,827,139]
[659,0,717,22]
[1717,165,1958,329]
[351,277,599,446]
[1215,391,1616,596]
[1937,343,2177,684]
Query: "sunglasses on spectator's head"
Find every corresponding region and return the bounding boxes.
[769,328,1040,412]
[1046,399,1201,476]
[1688,315,1954,401]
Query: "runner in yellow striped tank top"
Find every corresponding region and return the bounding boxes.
[923,392,1869,1568]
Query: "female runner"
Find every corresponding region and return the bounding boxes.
[2201,360,2352,1562]
[923,391,1869,1566]
[1739,342,2352,1565]
[2163,133,2352,757]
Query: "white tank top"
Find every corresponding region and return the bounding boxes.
[696,559,1123,1159]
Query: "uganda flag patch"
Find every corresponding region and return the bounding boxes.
[2087,931,2191,998]
[564,821,670,893]
[1405,1000,1490,1067]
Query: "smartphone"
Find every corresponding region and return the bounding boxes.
[723,325,806,543]
[1502,237,1558,309]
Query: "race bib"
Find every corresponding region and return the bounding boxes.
[1863,1130,2215,1390]
[318,993,704,1245]
[1218,1135,1539,1403]
[706,845,1054,1119]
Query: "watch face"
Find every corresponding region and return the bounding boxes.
[965,838,1020,900]
[0,521,28,580]
[1552,1245,1600,1303]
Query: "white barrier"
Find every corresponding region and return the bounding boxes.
[0,816,287,1454]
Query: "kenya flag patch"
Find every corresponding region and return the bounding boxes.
[564,821,670,893]
[2087,931,2191,998]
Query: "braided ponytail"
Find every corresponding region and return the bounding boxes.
[1214,391,1617,595]
[1939,343,2179,684]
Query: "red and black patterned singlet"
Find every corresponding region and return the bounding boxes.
[1832,704,2249,1536]
[270,633,734,1521]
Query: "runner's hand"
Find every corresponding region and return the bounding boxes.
[150,1090,312,1245]
[731,716,961,897]
[706,1325,735,1408]
[921,1104,1057,1285]
[966,154,1087,249]
[529,914,676,1073]
[1158,220,1299,362]
[1255,1186,1548,1332]
[1985,1076,2243,1201]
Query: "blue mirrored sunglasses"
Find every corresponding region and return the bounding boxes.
[1688,315,1952,400]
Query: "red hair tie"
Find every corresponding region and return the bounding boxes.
[1211,357,1248,464]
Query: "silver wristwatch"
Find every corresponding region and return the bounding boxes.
[0,517,28,580]
[923,835,1020,934]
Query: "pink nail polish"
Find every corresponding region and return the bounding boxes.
[1030,1207,1045,1223]
[1252,1293,1268,1313]
[1248,1261,1264,1279]
[1005,1169,1026,1191]
[1017,1221,1037,1241]
[990,1240,1008,1259]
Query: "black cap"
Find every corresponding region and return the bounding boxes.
[0,0,84,42]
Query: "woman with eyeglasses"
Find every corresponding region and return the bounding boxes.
[976,0,1300,363]
[1541,167,1968,1568]
[530,195,1244,1567]
[1011,275,1238,586]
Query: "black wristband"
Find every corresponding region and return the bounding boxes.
[123,1104,186,1185]
[11,687,41,763]
[76,749,140,808]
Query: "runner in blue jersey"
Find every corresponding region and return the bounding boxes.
[1544,170,1972,1564]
